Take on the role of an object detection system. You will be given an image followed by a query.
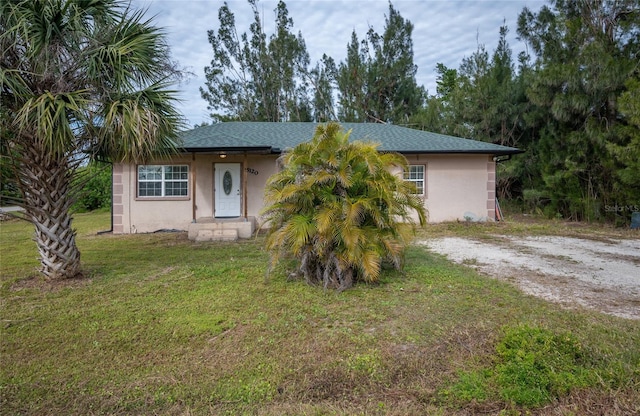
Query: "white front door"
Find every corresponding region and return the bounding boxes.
[214,163,241,217]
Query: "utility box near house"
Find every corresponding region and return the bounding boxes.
[631,212,640,229]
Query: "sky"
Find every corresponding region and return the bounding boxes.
[131,0,547,128]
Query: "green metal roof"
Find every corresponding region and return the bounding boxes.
[179,122,522,155]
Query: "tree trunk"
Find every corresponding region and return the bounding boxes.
[17,146,82,279]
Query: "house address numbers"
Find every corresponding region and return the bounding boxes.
[245,167,259,175]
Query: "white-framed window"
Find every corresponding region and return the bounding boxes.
[403,165,425,195]
[138,165,189,197]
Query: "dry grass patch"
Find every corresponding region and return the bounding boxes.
[421,212,639,241]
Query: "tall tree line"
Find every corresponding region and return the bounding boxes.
[421,0,639,222]
[201,1,423,124]
[517,0,640,222]
[201,0,639,223]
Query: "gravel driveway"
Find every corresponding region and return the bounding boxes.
[419,235,640,320]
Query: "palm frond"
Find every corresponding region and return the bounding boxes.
[89,7,170,90]
[343,198,365,226]
[358,247,382,283]
[339,222,365,252]
[284,214,316,255]
[14,90,88,158]
[95,81,183,162]
[262,122,427,290]
[315,202,340,235]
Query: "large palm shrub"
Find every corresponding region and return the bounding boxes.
[0,0,183,279]
[262,122,426,290]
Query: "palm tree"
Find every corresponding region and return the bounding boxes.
[0,0,184,279]
[262,122,427,291]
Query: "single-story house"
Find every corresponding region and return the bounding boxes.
[112,122,522,241]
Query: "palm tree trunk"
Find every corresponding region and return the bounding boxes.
[18,146,82,279]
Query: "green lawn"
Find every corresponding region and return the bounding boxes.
[1,212,639,415]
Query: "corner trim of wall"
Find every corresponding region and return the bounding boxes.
[486,159,496,220]
[112,163,124,233]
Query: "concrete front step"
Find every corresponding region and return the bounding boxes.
[188,217,255,241]
[195,228,238,242]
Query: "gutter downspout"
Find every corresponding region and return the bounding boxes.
[491,154,513,222]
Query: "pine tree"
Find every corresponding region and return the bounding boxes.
[517,0,640,220]
[201,0,311,122]
[335,3,424,124]
[336,31,368,122]
[309,55,337,122]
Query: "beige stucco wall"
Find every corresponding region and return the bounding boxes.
[244,155,279,218]
[113,152,495,234]
[113,153,280,234]
[114,155,194,234]
[404,154,495,222]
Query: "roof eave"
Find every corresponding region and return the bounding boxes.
[180,146,273,154]
[179,146,524,156]
[386,149,524,156]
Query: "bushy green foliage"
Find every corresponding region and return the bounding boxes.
[495,325,590,406]
[607,77,640,222]
[522,189,546,215]
[72,163,112,212]
[443,325,592,408]
[514,0,640,222]
[415,1,639,224]
[0,155,20,204]
[442,369,490,403]
[262,122,426,290]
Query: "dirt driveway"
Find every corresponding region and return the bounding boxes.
[419,235,640,320]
